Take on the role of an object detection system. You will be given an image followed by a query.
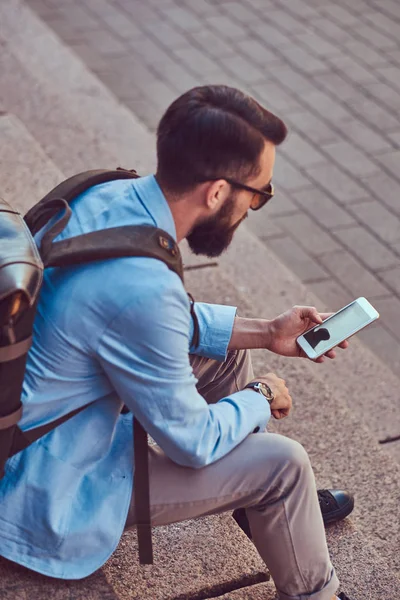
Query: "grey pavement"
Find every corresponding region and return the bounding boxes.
[25,0,400,380]
[1,1,400,598]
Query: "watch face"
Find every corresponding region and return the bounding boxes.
[258,383,274,401]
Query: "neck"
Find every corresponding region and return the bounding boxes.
[158,181,201,243]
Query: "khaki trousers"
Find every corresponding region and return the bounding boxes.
[126,350,339,600]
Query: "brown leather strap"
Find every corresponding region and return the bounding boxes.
[133,418,153,564]
[0,336,32,363]
[0,406,23,431]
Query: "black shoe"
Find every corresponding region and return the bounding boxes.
[338,593,353,600]
[318,489,354,526]
[233,488,354,539]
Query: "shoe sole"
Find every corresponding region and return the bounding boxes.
[323,496,355,526]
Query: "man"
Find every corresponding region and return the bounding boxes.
[0,86,352,600]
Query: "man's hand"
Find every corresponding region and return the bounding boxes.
[247,373,292,420]
[267,306,349,364]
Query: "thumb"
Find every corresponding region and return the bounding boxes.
[301,306,323,325]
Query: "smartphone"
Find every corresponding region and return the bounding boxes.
[297,297,379,360]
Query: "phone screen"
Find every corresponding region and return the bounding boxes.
[304,301,371,354]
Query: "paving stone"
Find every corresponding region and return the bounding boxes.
[266,9,310,35]
[246,211,284,239]
[269,66,315,93]
[264,192,298,217]
[388,130,400,146]
[379,266,400,296]
[153,61,200,94]
[95,68,149,101]
[280,132,326,168]
[251,82,301,113]
[322,141,380,177]
[334,226,399,271]
[355,22,398,50]
[276,0,318,19]
[349,200,400,245]
[373,65,400,94]
[265,236,330,283]
[294,187,356,229]
[363,10,400,39]
[249,21,293,48]
[308,17,354,44]
[173,45,222,76]
[316,71,365,102]
[182,0,219,17]
[83,0,130,20]
[320,3,360,26]
[220,1,261,24]
[331,117,395,154]
[301,89,354,122]
[343,39,388,68]
[140,18,190,49]
[327,54,378,84]
[236,39,279,65]
[285,110,340,146]
[190,29,236,59]
[361,172,400,216]
[295,31,342,57]
[127,34,176,68]
[220,55,266,85]
[81,28,128,57]
[305,163,365,204]
[113,0,156,21]
[317,250,391,299]
[361,81,400,113]
[92,6,144,40]
[275,44,329,75]
[206,14,249,40]
[273,213,341,255]
[306,279,352,312]
[370,295,400,341]
[272,158,311,192]
[160,5,203,32]
[375,150,400,182]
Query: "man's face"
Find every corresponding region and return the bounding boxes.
[187,141,276,258]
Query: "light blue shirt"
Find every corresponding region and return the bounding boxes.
[0,176,271,579]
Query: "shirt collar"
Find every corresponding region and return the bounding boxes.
[133,175,177,240]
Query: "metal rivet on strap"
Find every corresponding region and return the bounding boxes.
[159,236,178,257]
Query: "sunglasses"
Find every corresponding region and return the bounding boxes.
[205,177,274,211]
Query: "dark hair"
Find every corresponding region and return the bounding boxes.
[156,85,287,195]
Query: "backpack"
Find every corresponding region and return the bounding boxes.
[0,168,190,565]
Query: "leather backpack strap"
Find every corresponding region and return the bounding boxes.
[133,418,153,564]
[25,168,139,236]
[42,225,184,282]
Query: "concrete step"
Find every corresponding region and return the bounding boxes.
[0,114,63,208]
[0,0,156,178]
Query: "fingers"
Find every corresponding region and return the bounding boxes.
[298,306,323,325]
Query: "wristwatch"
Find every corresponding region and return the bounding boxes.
[245,382,274,405]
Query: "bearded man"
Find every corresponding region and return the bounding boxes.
[0,86,353,600]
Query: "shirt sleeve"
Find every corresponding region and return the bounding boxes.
[97,275,270,469]
[189,302,237,360]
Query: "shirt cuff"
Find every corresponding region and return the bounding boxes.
[189,302,237,361]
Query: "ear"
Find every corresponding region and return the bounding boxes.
[205,179,230,212]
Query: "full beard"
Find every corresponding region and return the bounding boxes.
[186,194,246,258]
